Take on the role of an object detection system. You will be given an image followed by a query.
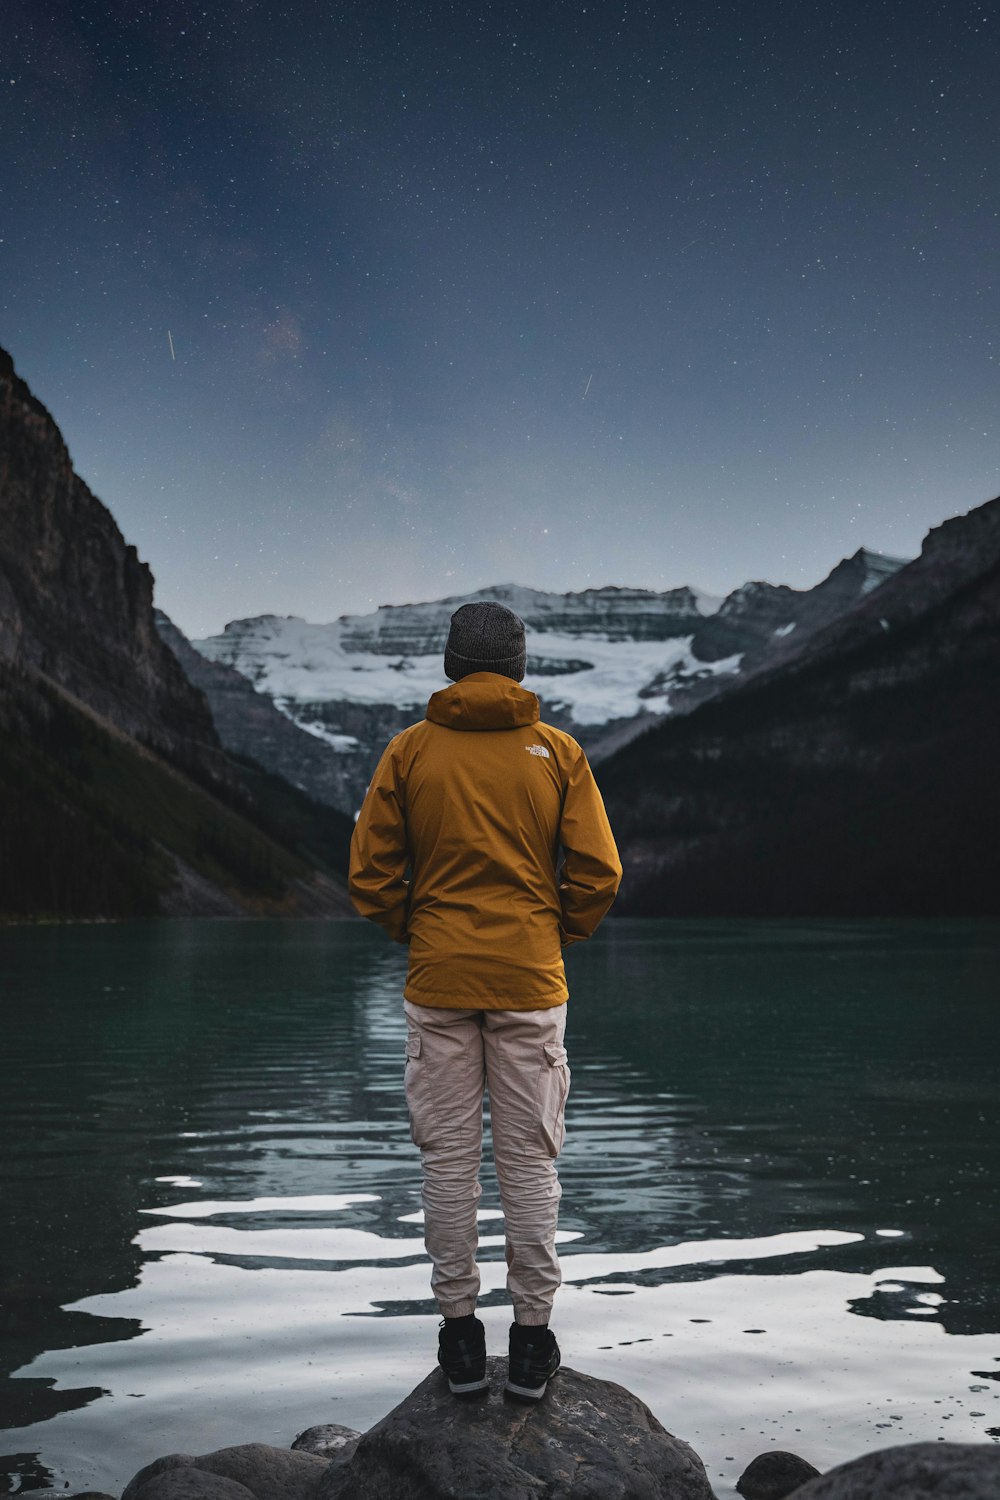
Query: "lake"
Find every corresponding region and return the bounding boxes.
[1,917,998,1497]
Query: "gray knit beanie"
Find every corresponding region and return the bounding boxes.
[444,601,527,683]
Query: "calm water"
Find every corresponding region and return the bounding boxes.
[1,918,998,1497]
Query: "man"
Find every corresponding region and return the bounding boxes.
[349,600,621,1401]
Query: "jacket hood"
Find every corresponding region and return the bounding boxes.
[426,672,540,731]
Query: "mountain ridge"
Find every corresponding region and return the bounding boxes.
[188,547,910,815]
[0,344,356,922]
[595,492,1000,916]
[5,337,992,918]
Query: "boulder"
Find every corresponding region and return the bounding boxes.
[292,1424,362,1466]
[736,1451,821,1499]
[130,1472,256,1500]
[189,1444,329,1500]
[123,1444,329,1500]
[123,1455,198,1500]
[319,1356,714,1500]
[787,1441,1000,1498]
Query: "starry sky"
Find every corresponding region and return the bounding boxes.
[2,0,998,637]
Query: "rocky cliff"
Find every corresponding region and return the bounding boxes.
[0,347,225,776]
[155,610,366,814]
[0,346,355,921]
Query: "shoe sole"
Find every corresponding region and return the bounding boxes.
[503,1378,548,1401]
[504,1365,559,1402]
[447,1375,489,1396]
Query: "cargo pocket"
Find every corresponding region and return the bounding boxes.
[536,1041,571,1158]
[404,1032,429,1148]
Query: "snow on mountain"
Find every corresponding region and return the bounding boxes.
[194,559,910,735]
[195,607,740,727]
[187,555,909,816]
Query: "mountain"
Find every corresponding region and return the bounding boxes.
[189,559,908,815]
[596,494,1000,916]
[154,609,364,815]
[0,351,227,776]
[0,346,355,921]
[7,332,987,919]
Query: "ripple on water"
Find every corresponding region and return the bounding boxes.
[4,1203,999,1500]
[2,917,999,1498]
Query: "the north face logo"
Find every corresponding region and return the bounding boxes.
[525,745,550,758]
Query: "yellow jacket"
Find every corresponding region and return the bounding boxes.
[349,672,622,1009]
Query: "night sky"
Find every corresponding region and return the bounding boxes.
[3,1,998,637]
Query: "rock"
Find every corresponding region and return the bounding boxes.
[132,1472,256,1500]
[68,1493,119,1498]
[123,1456,198,1500]
[123,1445,329,1500]
[319,1356,714,1500]
[736,1451,821,1499]
[189,1444,330,1500]
[292,1424,362,1465]
[787,1441,1000,1498]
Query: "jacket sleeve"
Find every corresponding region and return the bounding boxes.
[349,737,410,943]
[558,745,623,946]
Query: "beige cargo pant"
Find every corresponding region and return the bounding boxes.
[403,999,570,1327]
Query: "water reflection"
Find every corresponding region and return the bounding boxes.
[5,1222,999,1499]
[1,917,999,1497]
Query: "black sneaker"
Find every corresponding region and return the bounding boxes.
[504,1322,561,1401]
[437,1316,488,1396]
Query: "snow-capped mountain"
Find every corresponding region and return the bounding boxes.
[194,589,738,728]
[184,553,909,815]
